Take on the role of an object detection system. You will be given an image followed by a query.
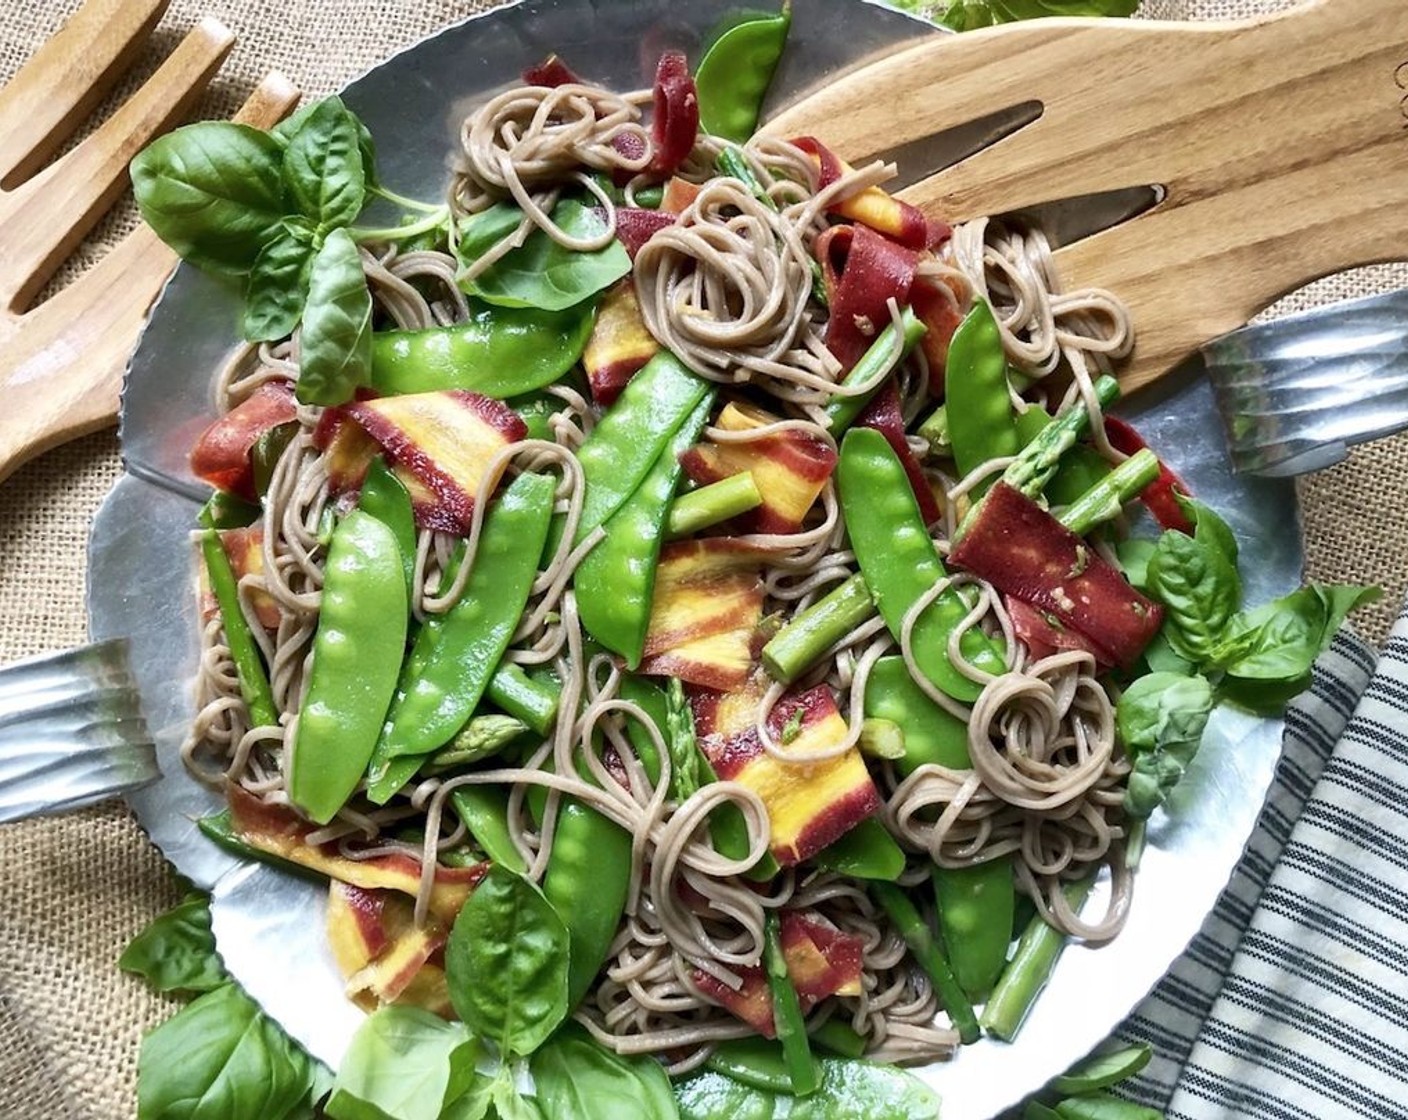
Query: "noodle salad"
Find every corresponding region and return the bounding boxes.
[120,10,1373,1120]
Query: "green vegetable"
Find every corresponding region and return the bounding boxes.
[288,509,408,824]
[130,122,288,275]
[838,428,1006,703]
[449,786,526,874]
[577,392,714,665]
[617,673,669,785]
[358,458,417,597]
[297,227,374,406]
[530,1021,680,1120]
[251,420,299,498]
[933,860,1014,1003]
[933,0,1138,33]
[665,677,703,801]
[807,1020,866,1060]
[281,96,367,231]
[485,664,561,736]
[1116,539,1157,592]
[198,492,259,530]
[457,200,631,311]
[981,876,1094,1041]
[137,983,319,1120]
[370,302,597,397]
[812,817,906,881]
[445,864,571,1057]
[863,655,970,773]
[916,403,949,455]
[667,472,764,538]
[1175,493,1238,568]
[762,574,876,686]
[572,350,712,542]
[822,310,926,434]
[695,4,792,142]
[706,1039,793,1094]
[1210,583,1379,713]
[871,881,980,1044]
[764,911,819,1095]
[1057,450,1159,537]
[674,1059,941,1120]
[366,471,556,802]
[1053,1094,1164,1120]
[945,300,1019,493]
[1145,530,1240,665]
[119,895,227,995]
[429,714,530,770]
[200,529,278,728]
[1117,672,1214,820]
[324,1007,477,1120]
[857,718,905,761]
[244,232,314,342]
[1049,1043,1153,1096]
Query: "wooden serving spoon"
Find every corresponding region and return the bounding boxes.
[766,0,1408,391]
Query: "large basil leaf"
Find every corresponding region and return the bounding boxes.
[1117,672,1213,820]
[119,895,227,995]
[282,96,367,230]
[531,1022,679,1120]
[242,228,314,342]
[1175,493,1238,569]
[323,1007,478,1120]
[131,122,288,274]
[136,983,316,1120]
[273,98,378,189]
[1145,530,1240,665]
[457,200,632,311]
[445,865,571,1057]
[675,1059,940,1120]
[298,228,373,405]
[1210,584,1378,714]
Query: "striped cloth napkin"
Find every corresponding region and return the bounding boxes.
[1111,606,1407,1119]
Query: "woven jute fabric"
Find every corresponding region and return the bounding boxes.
[0,1,1403,1117]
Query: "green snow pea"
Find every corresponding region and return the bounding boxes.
[945,299,1019,494]
[369,301,596,397]
[199,530,277,729]
[862,656,969,773]
[696,4,792,143]
[365,471,556,803]
[838,428,1006,703]
[357,457,416,597]
[573,349,712,543]
[288,509,408,825]
[576,392,714,666]
[812,818,906,881]
[449,787,527,874]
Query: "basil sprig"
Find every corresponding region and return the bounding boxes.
[131,95,390,405]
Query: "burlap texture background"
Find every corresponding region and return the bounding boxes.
[0,1,1403,1117]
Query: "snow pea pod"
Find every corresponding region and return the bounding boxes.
[365,471,556,804]
[862,655,968,774]
[288,510,408,825]
[838,428,1006,703]
[576,392,714,666]
[573,349,712,543]
[695,4,791,143]
[199,530,277,729]
[945,299,1019,493]
[369,301,595,397]
[449,787,526,874]
[357,458,416,597]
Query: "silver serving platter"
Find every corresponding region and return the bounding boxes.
[86,1,1304,1115]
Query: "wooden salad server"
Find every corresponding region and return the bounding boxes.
[766,0,1408,392]
[0,0,299,486]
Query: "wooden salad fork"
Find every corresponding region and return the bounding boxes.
[0,0,299,485]
[767,0,1408,391]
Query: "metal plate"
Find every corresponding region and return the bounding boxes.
[86,1,1304,1115]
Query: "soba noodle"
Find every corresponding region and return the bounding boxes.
[183,74,1138,1072]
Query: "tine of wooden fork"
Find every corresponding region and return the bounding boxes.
[0,72,300,487]
[0,16,234,316]
[0,0,169,190]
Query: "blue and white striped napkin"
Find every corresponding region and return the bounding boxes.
[1114,606,1408,1119]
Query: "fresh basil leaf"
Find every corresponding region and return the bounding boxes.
[1025,1104,1064,1120]
[282,96,367,230]
[439,1070,495,1120]
[1117,673,1213,820]
[1141,630,1194,677]
[243,232,314,342]
[323,1006,477,1120]
[298,228,373,405]
[1145,530,1240,665]
[457,201,632,311]
[1115,538,1156,592]
[137,983,315,1120]
[1053,1092,1165,1120]
[1049,1043,1152,1096]
[119,894,227,994]
[131,122,288,274]
[445,864,571,1057]
[531,1022,679,1120]
[275,99,378,189]
[1173,493,1237,568]
[493,1076,547,1120]
[675,1059,941,1120]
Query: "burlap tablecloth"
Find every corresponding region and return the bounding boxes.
[1,1,1403,1116]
